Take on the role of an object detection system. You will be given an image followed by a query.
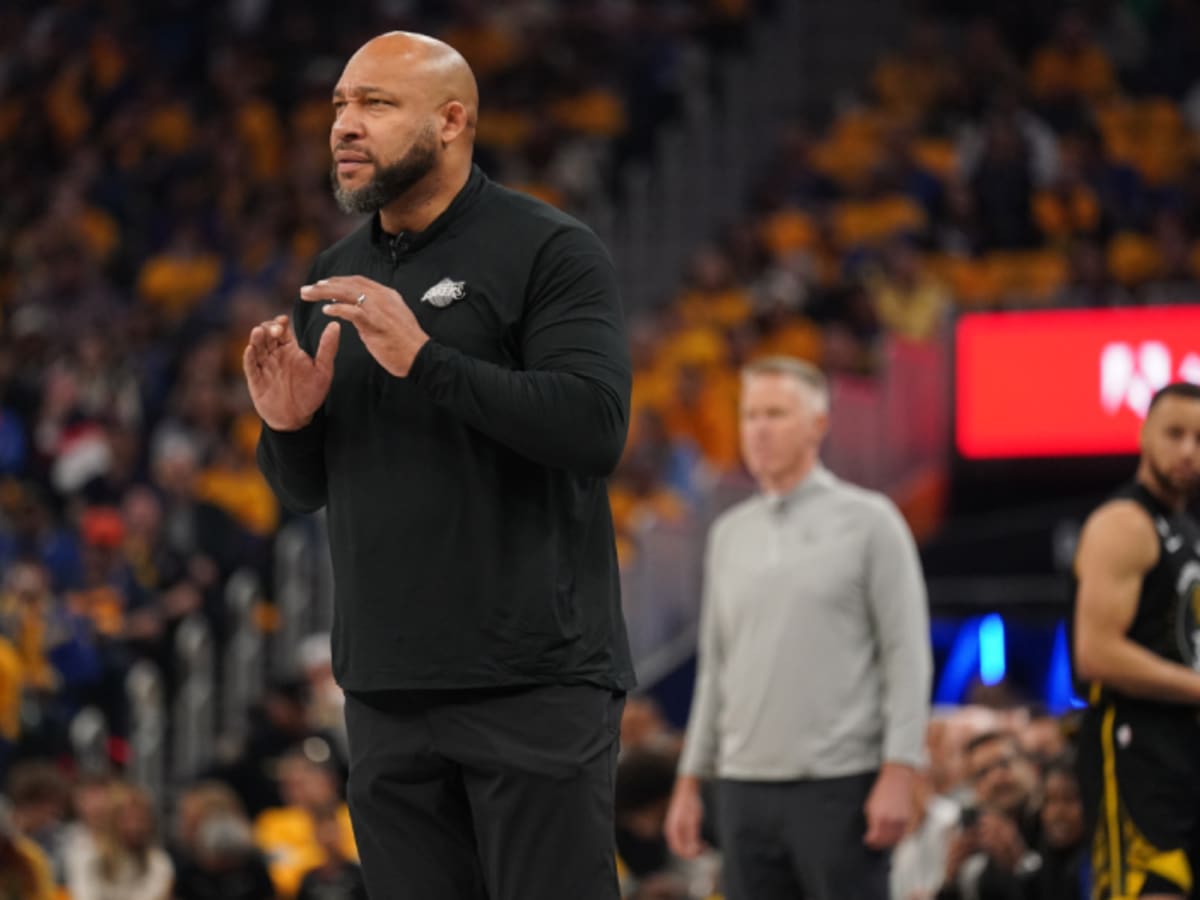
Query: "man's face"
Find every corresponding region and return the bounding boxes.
[329,48,443,214]
[1141,395,1200,500]
[965,737,1031,815]
[739,373,826,487]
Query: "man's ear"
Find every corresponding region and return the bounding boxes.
[440,101,470,146]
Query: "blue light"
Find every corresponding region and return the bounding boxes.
[1045,621,1076,714]
[978,614,1006,686]
[934,617,981,704]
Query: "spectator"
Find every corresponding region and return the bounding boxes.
[0,797,55,900]
[295,635,346,760]
[967,112,1042,251]
[207,678,332,819]
[1016,711,1068,770]
[65,781,174,900]
[963,731,1043,848]
[59,770,113,885]
[253,745,355,899]
[4,760,71,884]
[937,806,1040,900]
[295,807,366,900]
[1026,759,1085,900]
[866,238,951,342]
[172,781,275,900]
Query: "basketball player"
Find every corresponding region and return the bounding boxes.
[1074,382,1200,900]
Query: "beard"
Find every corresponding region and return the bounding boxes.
[331,125,439,215]
[1148,457,1200,501]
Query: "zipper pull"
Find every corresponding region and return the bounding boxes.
[389,232,409,264]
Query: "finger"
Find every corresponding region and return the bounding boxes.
[261,317,294,354]
[314,322,341,372]
[250,319,289,355]
[242,343,261,378]
[864,820,885,848]
[265,315,292,344]
[865,826,900,850]
[321,303,367,327]
[881,821,906,848]
[301,277,367,305]
[666,818,696,858]
[248,325,272,355]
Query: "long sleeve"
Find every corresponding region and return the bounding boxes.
[678,526,725,778]
[408,228,631,477]
[865,498,932,767]
[257,413,328,514]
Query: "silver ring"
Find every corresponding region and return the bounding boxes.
[355,292,367,307]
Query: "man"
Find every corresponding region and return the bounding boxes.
[1073,382,1200,900]
[937,731,1045,900]
[664,356,932,899]
[242,31,634,900]
[961,730,1043,847]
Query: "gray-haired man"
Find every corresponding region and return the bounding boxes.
[665,357,932,900]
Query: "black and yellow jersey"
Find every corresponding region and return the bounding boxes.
[1073,480,1200,708]
[1074,483,1200,900]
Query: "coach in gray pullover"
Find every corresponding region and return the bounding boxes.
[665,356,932,900]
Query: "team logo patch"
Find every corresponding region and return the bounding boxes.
[421,278,467,308]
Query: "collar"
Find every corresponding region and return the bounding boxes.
[763,464,834,515]
[370,164,487,258]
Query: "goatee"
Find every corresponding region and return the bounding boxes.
[332,126,439,215]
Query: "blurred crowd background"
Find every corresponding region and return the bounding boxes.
[0,0,1197,897]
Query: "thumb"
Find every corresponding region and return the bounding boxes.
[314,321,341,373]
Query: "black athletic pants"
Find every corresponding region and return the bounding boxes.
[343,683,625,900]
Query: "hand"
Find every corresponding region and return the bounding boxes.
[300,276,429,378]
[943,827,978,883]
[664,776,707,859]
[864,763,915,850]
[243,314,340,431]
[976,809,1025,872]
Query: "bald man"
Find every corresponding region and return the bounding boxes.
[244,33,634,900]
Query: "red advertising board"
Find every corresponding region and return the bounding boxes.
[956,307,1200,459]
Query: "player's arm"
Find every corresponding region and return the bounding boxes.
[1074,500,1200,704]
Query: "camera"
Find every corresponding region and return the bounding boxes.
[959,805,980,829]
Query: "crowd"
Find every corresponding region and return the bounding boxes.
[608,0,1200,559]
[615,693,1085,900]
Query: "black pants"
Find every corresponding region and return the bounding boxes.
[343,683,624,900]
[715,773,889,900]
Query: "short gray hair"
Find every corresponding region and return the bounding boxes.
[741,356,830,414]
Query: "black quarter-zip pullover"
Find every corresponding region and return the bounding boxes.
[258,166,635,692]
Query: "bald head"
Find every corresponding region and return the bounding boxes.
[330,32,479,229]
[341,31,478,132]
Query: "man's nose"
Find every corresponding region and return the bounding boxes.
[332,109,364,143]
